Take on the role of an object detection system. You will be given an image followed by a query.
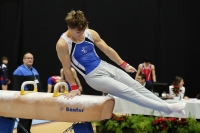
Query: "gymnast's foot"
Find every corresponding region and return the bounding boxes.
[178,109,186,115]
[167,102,186,115]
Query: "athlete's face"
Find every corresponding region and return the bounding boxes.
[136,76,145,85]
[23,53,34,68]
[68,27,85,40]
[144,62,150,66]
[2,59,8,64]
[179,79,184,87]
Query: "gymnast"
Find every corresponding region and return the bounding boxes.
[60,67,82,92]
[47,67,82,93]
[56,10,186,115]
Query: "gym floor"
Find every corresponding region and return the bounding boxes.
[13,120,97,133]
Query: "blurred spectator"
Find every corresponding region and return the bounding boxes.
[136,73,153,92]
[0,56,10,90]
[12,52,43,133]
[169,76,185,99]
[135,57,156,85]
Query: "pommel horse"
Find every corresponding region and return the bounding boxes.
[0,81,115,133]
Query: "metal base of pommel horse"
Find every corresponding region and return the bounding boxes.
[0,81,115,133]
[70,122,94,133]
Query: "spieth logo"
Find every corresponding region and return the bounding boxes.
[60,106,84,112]
[60,106,64,111]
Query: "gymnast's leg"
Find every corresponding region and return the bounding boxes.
[47,77,53,93]
[84,61,186,114]
[114,67,167,103]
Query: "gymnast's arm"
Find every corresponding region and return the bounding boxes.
[12,70,24,91]
[89,29,137,73]
[71,67,82,92]
[56,38,81,98]
[60,68,65,82]
[151,65,156,82]
[135,64,142,80]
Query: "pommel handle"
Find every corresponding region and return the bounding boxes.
[20,81,38,95]
[53,82,69,97]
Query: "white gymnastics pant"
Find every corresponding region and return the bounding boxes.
[84,61,171,114]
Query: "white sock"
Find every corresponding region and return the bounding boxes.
[167,102,186,112]
[178,109,186,115]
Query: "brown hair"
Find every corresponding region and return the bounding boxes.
[171,76,183,86]
[65,10,88,31]
[1,56,8,61]
[23,52,33,59]
[139,73,146,81]
[196,94,200,99]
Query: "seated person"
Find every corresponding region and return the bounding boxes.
[136,73,153,92]
[196,94,200,99]
[169,76,185,99]
[184,94,200,100]
[47,67,82,93]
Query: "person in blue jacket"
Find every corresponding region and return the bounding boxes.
[13,52,43,133]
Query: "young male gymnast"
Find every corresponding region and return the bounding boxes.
[56,10,186,115]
